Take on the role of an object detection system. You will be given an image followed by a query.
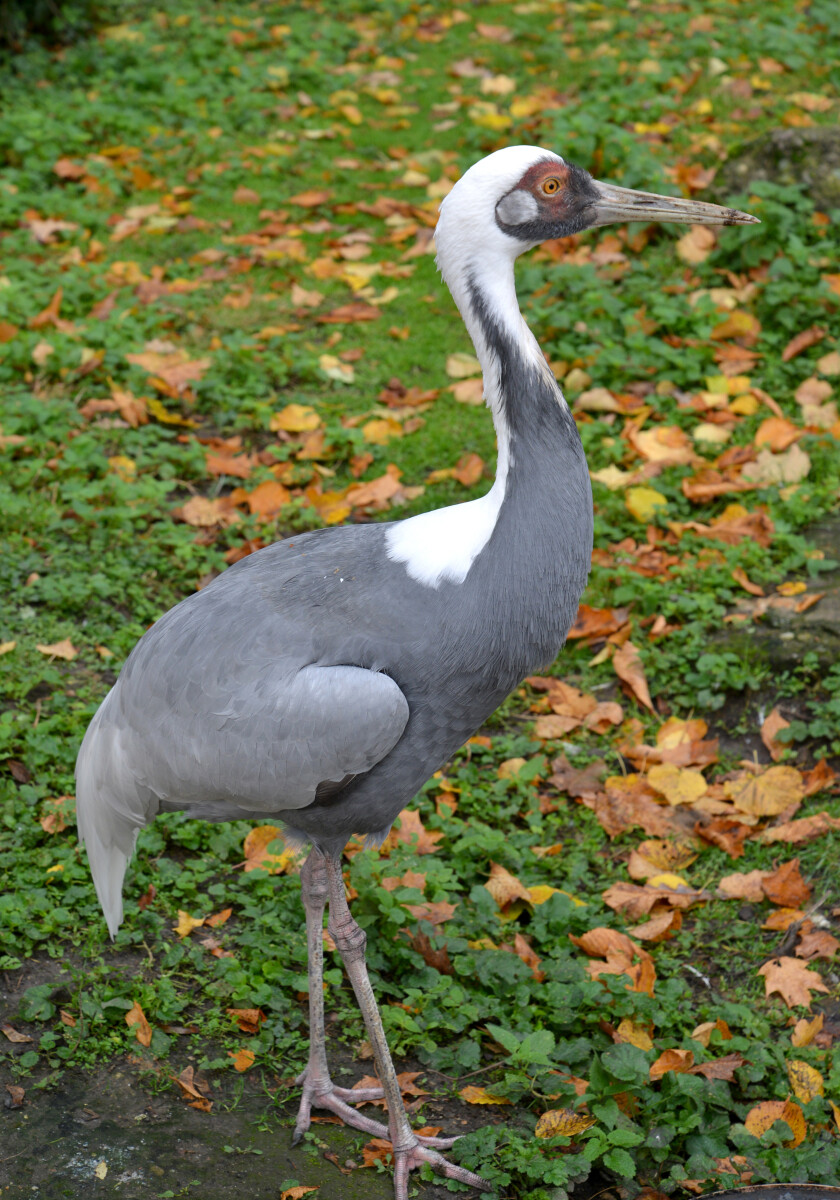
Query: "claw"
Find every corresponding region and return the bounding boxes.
[392,1139,493,1199]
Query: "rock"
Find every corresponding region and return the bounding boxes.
[716,126,840,213]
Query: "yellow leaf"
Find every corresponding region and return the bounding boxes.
[459,1085,511,1105]
[535,1108,596,1138]
[647,872,690,890]
[445,352,481,379]
[787,1059,824,1103]
[270,404,321,433]
[0,641,16,655]
[125,1001,152,1047]
[497,757,526,779]
[108,454,136,481]
[615,1018,654,1051]
[94,1162,108,1180]
[36,638,78,661]
[528,885,586,907]
[625,486,667,522]
[174,911,205,938]
[281,1189,319,1200]
[676,225,716,264]
[647,764,707,807]
[362,417,402,445]
[243,825,299,874]
[318,354,354,384]
[146,396,197,426]
[791,1013,824,1047]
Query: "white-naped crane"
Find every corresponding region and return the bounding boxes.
[76,145,757,1197]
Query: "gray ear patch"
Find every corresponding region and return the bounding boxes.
[496,189,539,227]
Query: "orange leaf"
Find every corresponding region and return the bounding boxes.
[484,862,531,909]
[650,1049,694,1078]
[392,808,444,855]
[281,1189,319,1200]
[757,810,840,846]
[612,641,654,711]
[243,826,298,874]
[761,858,811,908]
[791,1013,824,1047]
[758,956,829,1009]
[744,1099,806,1147]
[781,326,826,361]
[36,638,78,661]
[626,909,682,942]
[228,1048,255,1072]
[125,1001,152,1047]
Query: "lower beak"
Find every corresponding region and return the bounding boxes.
[589,180,760,227]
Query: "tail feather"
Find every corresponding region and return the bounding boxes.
[75,694,148,940]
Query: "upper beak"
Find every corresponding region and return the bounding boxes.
[588,180,760,228]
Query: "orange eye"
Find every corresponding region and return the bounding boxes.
[542,178,561,195]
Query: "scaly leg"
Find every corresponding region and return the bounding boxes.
[324,851,493,1198]
[293,847,387,1144]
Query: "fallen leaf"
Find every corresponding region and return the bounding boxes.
[535,1108,596,1138]
[742,444,811,486]
[270,403,321,433]
[615,1018,654,1050]
[392,808,443,855]
[125,1001,152,1047]
[228,1048,255,1072]
[281,1188,319,1200]
[761,858,811,908]
[174,911,205,938]
[744,1099,806,1147]
[626,909,683,942]
[1,1024,33,1044]
[756,810,840,845]
[446,351,481,378]
[761,708,790,760]
[787,1059,824,1102]
[796,929,839,961]
[625,486,668,523]
[690,1052,747,1081]
[459,1085,511,1105]
[758,956,829,1008]
[791,1013,824,1047]
[650,1049,694,1078]
[484,862,531,909]
[612,641,654,711]
[690,1019,732,1047]
[647,764,707,806]
[725,765,805,817]
[717,869,767,902]
[781,326,826,361]
[36,638,78,660]
[243,826,298,874]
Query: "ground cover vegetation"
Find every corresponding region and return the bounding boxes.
[1,0,839,1195]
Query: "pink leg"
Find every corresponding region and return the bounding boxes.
[323,852,493,1198]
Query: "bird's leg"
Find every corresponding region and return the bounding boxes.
[292,847,389,1145]
[324,852,493,1197]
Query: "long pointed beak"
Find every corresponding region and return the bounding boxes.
[588,180,760,228]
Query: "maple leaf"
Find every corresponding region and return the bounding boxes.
[690,1052,747,1081]
[484,862,531,908]
[725,765,805,817]
[717,869,767,902]
[242,826,299,874]
[646,764,707,807]
[650,1048,694,1078]
[761,858,811,908]
[758,956,829,1008]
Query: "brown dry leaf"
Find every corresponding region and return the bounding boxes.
[796,929,840,961]
[452,452,484,486]
[630,425,697,465]
[781,326,826,361]
[690,1019,732,1047]
[484,862,531,909]
[1,1023,34,1044]
[125,1001,152,1047]
[710,311,761,343]
[627,838,699,879]
[270,403,321,433]
[393,808,444,855]
[758,956,829,1009]
[676,225,716,264]
[459,1085,511,1105]
[172,1066,212,1111]
[787,1059,824,1102]
[626,909,682,943]
[717,869,768,901]
[570,927,656,996]
[36,638,78,661]
[403,900,457,925]
[511,932,544,981]
[744,1099,806,1147]
[762,907,805,931]
[725,765,805,817]
[281,1188,319,1200]
[761,708,790,761]
[227,1008,265,1033]
[173,496,237,528]
[535,1108,596,1138]
[732,566,764,596]
[245,480,291,518]
[242,825,298,874]
[361,1137,393,1167]
[690,1052,747,1081]
[757,810,840,846]
[566,604,630,642]
[761,858,811,908]
[742,444,811,486]
[126,350,210,391]
[791,1013,824,1047]
[602,880,707,920]
[802,758,838,796]
[174,911,205,938]
[319,302,380,325]
[288,188,332,207]
[650,1049,694,1078]
[612,641,654,711]
[4,1084,25,1108]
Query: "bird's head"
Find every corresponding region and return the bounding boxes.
[435,145,758,277]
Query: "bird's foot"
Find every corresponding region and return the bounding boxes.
[393,1139,493,1199]
[292,1074,456,1149]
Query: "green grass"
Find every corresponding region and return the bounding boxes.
[1,0,839,1195]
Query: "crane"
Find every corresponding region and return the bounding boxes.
[76,145,757,1198]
